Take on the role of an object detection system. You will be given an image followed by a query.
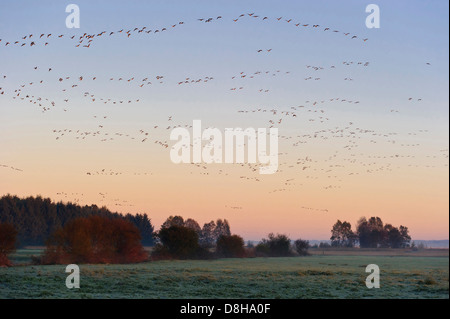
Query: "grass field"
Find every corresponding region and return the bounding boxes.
[0,249,448,299]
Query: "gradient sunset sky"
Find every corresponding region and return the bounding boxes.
[0,0,448,240]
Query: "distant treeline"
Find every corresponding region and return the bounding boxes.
[0,195,414,251]
[329,217,411,248]
[0,195,154,246]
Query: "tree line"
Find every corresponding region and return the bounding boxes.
[0,195,154,246]
[152,216,310,260]
[330,217,411,248]
[0,211,310,265]
[0,195,413,266]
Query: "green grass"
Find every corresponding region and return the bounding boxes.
[0,250,448,299]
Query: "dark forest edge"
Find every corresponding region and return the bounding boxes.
[0,194,154,246]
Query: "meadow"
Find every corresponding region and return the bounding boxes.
[0,249,448,299]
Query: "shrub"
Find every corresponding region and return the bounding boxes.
[150,243,174,261]
[0,223,18,266]
[194,246,215,260]
[255,242,271,257]
[42,216,148,264]
[294,239,310,256]
[244,246,257,258]
[256,233,292,257]
[422,276,437,285]
[216,235,245,258]
[319,242,331,249]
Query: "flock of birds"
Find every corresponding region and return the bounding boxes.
[86,169,152,176]
[1,61,373,114]
[0,164,23,172]
[1,11,445,215]
[0,12,369,50]
[54,191,133,207]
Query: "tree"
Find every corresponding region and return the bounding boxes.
[161,215,185,229]
[216,235,245,258]
[398,226,411,248]
[199,219,231,247]
[330,220,357,247]
[157,225,200,259]
[294,239,310,256]
[125,213,155,246]
[42,216,148,264]
[199,221,216,248]
[384,224,411,248]
[213,219,231,241]
[357,217,411,248]
[184,218,202,236]
[0,223,18,266]
[356,217,370,247]
[357,217,385,248]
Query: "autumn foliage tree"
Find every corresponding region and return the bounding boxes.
[0,223,18,266]
[42,216,148,264]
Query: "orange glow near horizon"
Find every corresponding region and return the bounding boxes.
[1,144,448,240]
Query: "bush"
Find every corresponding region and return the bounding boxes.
[294,239,310,256]
[244,246,257,258]
[256,233,292,257]
[150,243,174,261]
[42,216,148,264]
[216,235,245,258]
[0,223,18,266]
[157,225,201,259]
[255,242,271,257]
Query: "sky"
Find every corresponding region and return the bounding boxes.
[0,0,448,241]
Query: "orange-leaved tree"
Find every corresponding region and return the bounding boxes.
[43,215,148,264]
